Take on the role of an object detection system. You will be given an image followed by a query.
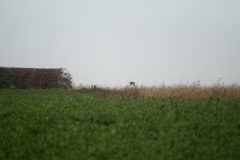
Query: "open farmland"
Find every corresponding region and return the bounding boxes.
[0,88,240,160]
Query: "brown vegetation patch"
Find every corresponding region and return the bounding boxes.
[73,81,240,99]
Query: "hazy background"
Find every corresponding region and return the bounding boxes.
[1,0,240,87]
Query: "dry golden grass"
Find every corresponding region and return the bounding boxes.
[73,81,240,98]
[72,83,94,89]
[72,83,114,90]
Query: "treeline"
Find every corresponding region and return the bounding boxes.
[0,67,72,89]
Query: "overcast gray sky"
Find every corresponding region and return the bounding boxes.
[1,0,240,87]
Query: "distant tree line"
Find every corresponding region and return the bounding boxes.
[0,67,72,89]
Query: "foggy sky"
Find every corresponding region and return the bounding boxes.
[1,0,240,87]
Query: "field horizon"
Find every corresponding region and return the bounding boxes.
[72,80,240,99]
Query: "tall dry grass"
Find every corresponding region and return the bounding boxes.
[72,83,119,90]
[73,81,240,98]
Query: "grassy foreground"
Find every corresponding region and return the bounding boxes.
[0,88,240,160]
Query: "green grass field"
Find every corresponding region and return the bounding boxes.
[0,88,240,159]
